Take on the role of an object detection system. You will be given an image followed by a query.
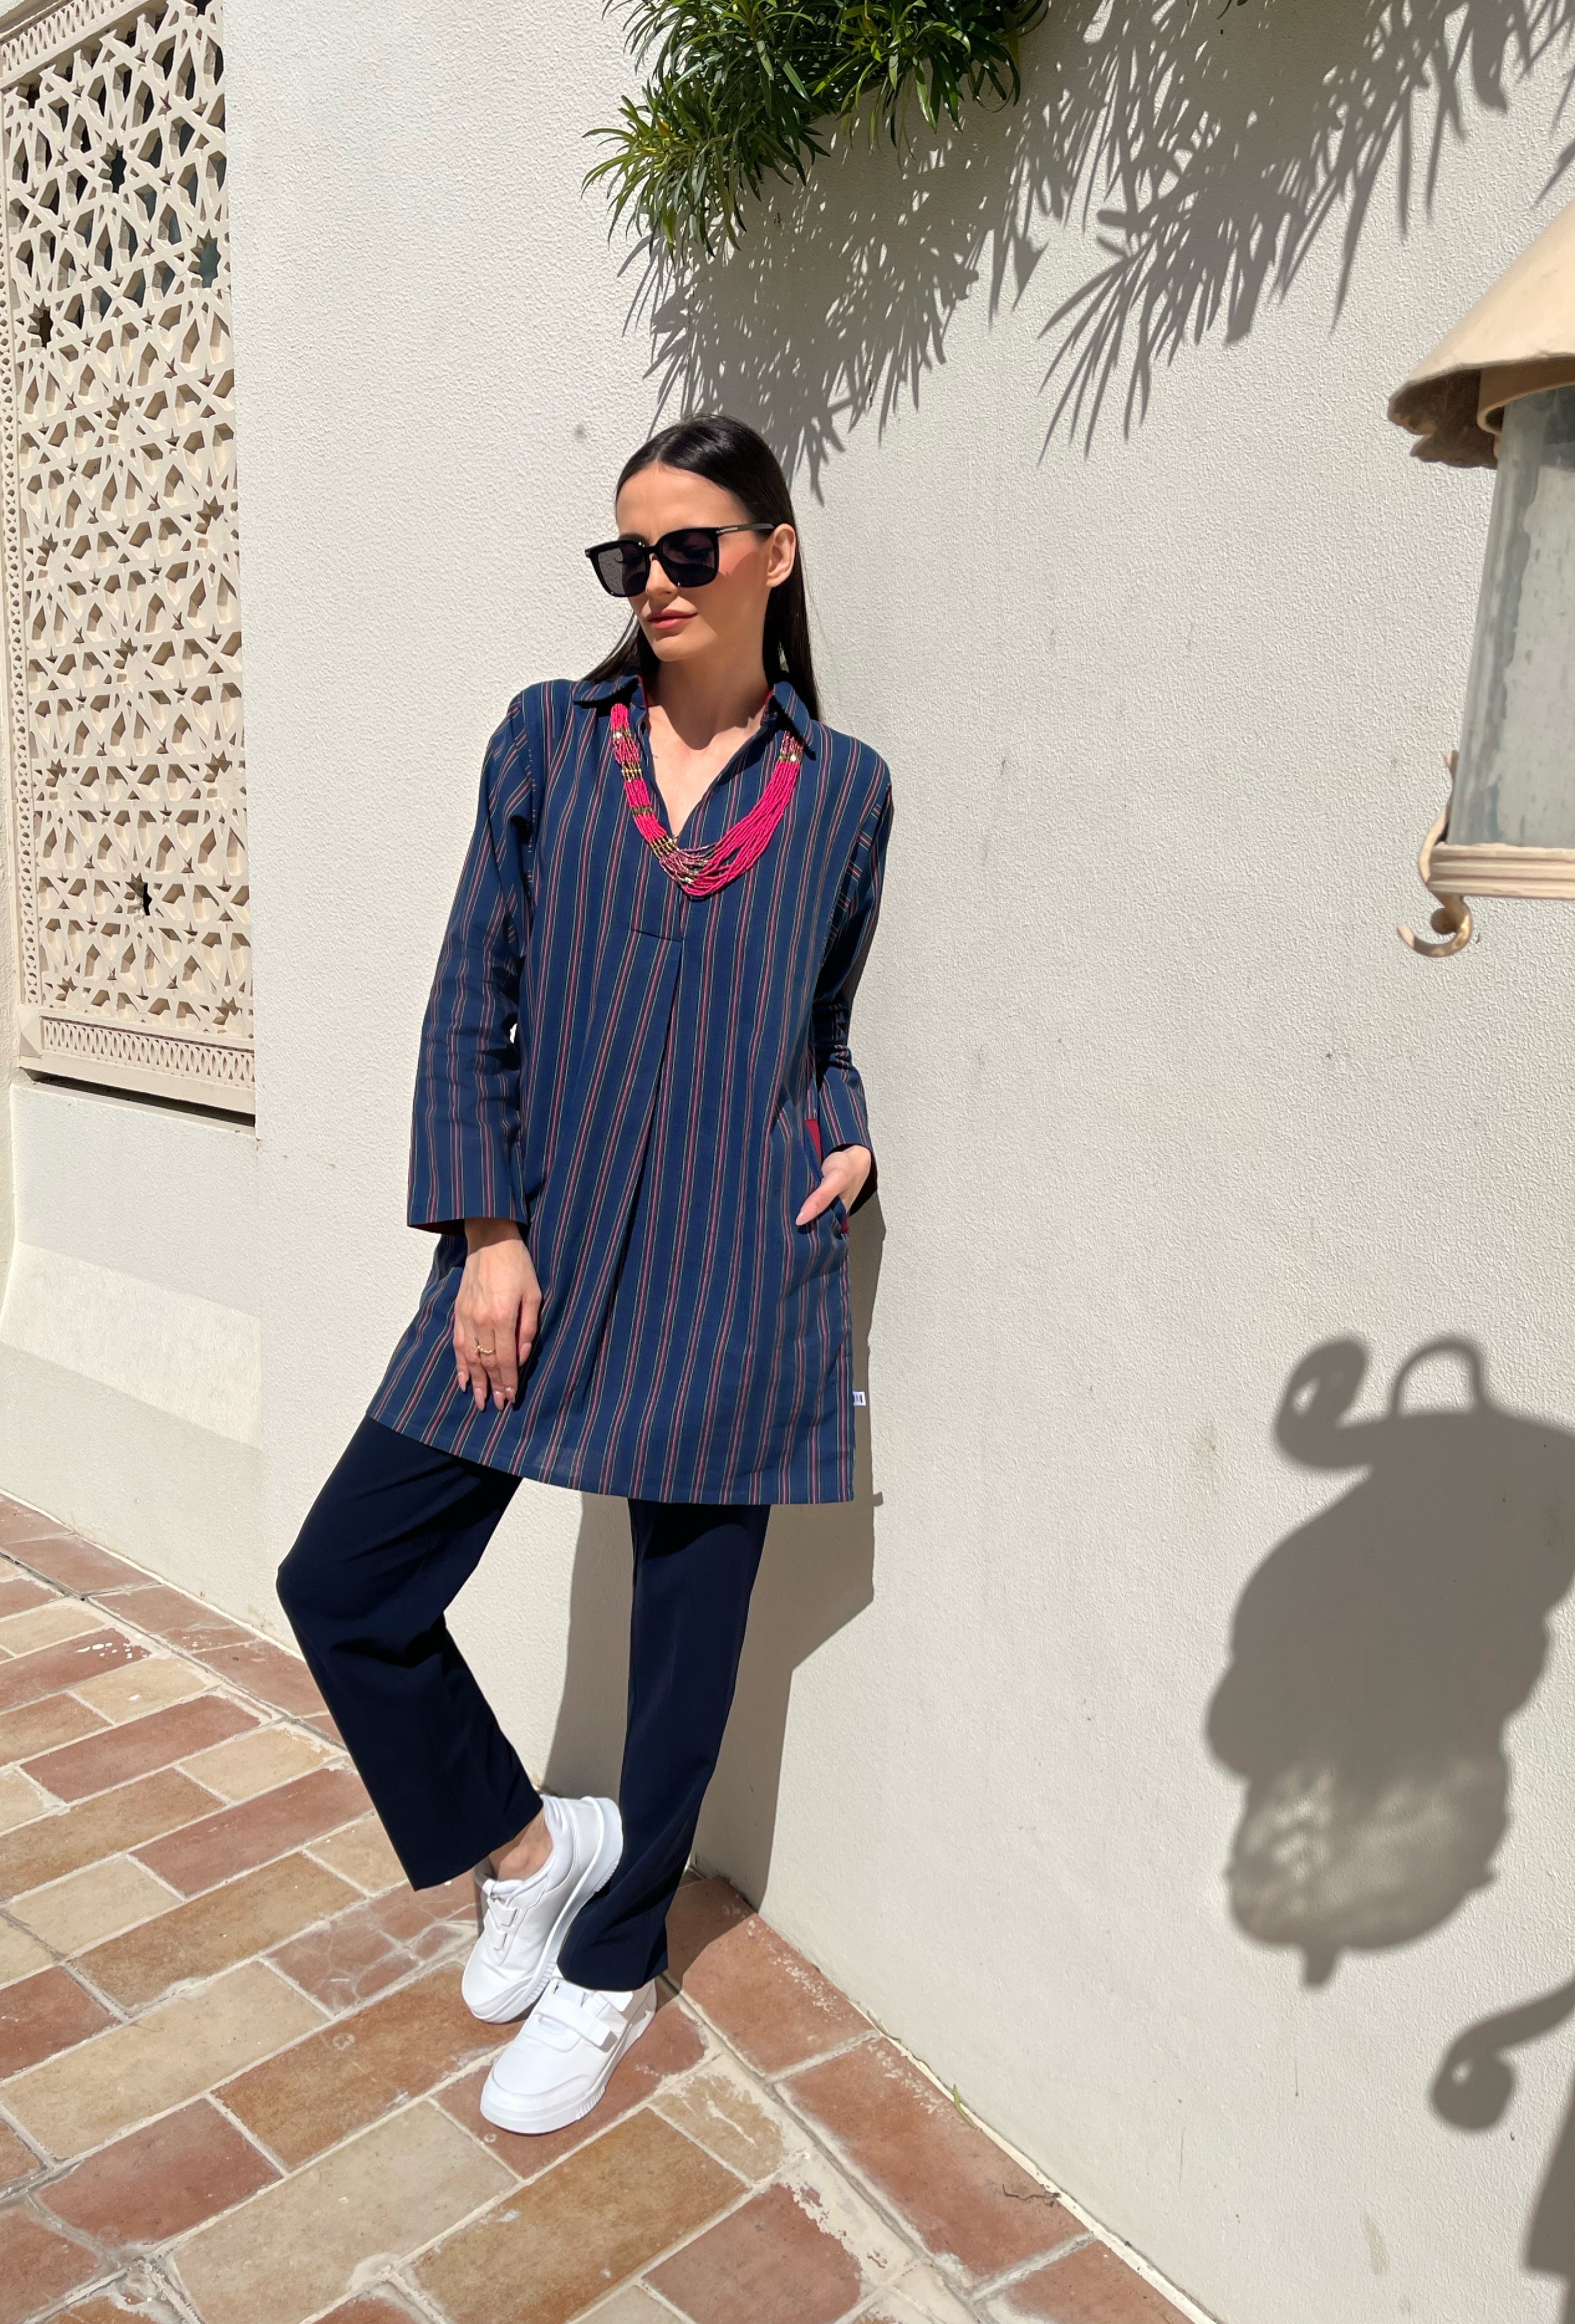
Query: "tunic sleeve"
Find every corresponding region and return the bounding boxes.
[407,696,535,1234]
[812,770,891,1214]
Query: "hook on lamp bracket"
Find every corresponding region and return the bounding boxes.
[1400,752,1474,959]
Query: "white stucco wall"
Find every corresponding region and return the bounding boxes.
[6,2,1575,2318]
[0,1080,263,1603]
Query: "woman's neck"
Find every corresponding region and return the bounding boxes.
[651,656,771,749]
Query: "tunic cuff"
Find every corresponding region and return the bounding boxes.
[407,1138,524,1236]
[817,1070,876,1213]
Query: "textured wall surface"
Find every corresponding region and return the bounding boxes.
[6,2,1575,2318]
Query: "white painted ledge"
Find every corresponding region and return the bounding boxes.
[0,1244,264,1447]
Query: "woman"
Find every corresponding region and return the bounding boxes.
[277,414,891,2137]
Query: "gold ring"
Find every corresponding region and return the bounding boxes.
[473,1343,496,1358]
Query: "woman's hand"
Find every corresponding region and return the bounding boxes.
[455,1221,541,1412]
[795,1145,871,1228]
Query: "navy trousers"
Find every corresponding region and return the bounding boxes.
[276,1417,767,1991]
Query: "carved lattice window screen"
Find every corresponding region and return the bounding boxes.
[1,0,251,1113]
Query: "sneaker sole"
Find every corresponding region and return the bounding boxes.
[477,1993,656,2134]
[464,1796,625,2025]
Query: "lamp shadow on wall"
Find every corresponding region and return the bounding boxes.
[1207,1335,1575,1986]
[632,0,1575,482]
[541,1200,885,1905]
[1209,1335,1575,2317]
[1434,1973,1575,2318]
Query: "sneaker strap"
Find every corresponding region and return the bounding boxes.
[536,1980,629,2047]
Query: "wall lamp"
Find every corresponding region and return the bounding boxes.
[1390,201,1575,958]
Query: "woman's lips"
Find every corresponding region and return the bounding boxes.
[647,609,692,631]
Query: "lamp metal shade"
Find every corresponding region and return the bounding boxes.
[1389,201,1575,466]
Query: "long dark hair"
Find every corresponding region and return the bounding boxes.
[582,414,820,721]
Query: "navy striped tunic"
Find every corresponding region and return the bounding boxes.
[369,673,891,1504]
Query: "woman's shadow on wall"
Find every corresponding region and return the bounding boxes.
[633,0,1575,479]
[1209,1335,1575,2312]
[540,1200,884,1904]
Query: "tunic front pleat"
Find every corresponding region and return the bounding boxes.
[369,674,891,1505]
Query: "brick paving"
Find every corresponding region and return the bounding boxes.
[0,1493,1197,2324]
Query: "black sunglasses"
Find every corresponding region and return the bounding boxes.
[584,524,774,600]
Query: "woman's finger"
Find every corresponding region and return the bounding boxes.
[476,1315,508,1409]
[461,1315,490,1408]
[795,1169,843,1228]
[493,1329,519,1409]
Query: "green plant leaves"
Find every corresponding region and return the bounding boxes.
[587,0,1047,254]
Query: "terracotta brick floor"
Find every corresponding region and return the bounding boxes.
[0,1494,1199,2324]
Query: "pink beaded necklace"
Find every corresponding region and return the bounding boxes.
[610,697,803,898]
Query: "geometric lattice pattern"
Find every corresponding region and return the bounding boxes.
[1,0,251,1111]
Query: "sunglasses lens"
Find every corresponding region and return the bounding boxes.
[656,529,720,588]
[591,542,648,598]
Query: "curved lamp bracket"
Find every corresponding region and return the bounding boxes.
[1400,756,1474,960]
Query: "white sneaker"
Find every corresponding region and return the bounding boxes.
[478,1972,657,2134]
[461,1795,623,2024]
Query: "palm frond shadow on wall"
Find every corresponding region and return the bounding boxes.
[628,0,1575,483]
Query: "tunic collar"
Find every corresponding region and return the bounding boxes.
[572,670,817,757]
